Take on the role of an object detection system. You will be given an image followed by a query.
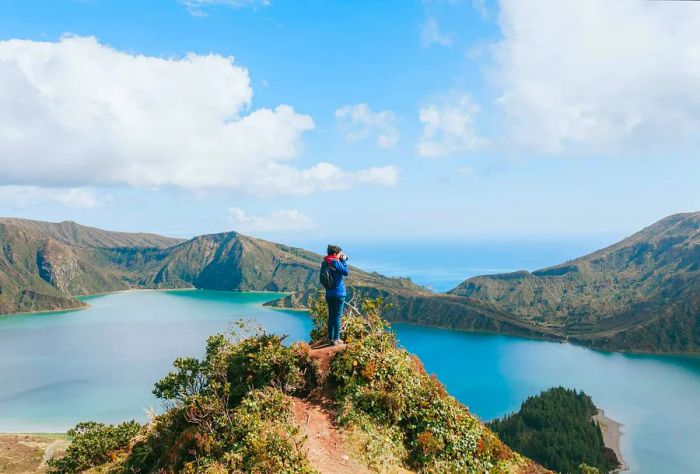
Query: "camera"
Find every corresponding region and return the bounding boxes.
[340,252,348,261]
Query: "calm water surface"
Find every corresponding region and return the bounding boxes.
[1,290,699,474]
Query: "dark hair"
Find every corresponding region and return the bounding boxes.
[327,244,342,256]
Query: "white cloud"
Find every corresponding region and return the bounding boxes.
[335,104,399,148]
[420,17,453,48]
[181,0,269,16]
[417,94,489,158]
[227,207,315,233]
[0,186,105,208]
[289,162,400,193]
[0,36,397,196]
[493,0,700,153]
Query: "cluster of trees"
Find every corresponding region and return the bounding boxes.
[489,387,620,474]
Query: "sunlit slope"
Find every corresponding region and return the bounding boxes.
[0,218,181,313]
[4,214,697,353]
[138,231,428,294]
[450,212,700,352]
[0,218,427,314]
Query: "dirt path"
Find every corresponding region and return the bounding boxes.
[293,342,372,473]
[308,342,346,374]
[292,398,371,474]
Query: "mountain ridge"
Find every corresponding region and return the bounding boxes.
[0,217,430,315]
[449,211,700,353]
[2,213,699,353]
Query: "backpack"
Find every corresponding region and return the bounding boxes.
[319,259,336,289]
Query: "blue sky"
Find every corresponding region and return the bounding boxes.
[1,0,699,247]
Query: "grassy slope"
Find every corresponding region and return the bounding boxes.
[3,214,698,353]
[0,218,182,313]
[0,218,431,316]
[449,212,700,352]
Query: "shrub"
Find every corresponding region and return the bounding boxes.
[323,298,518,473]
[153,326,313,409]
[343,412,407,471]
[47,420,141,473]
[307,293,329,344]
[61,324,319,473]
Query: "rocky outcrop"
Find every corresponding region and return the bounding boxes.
[36,240,81,294]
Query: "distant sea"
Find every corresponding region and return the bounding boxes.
[295,237,618,292]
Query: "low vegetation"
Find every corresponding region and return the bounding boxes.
[327,299,535,473]
[48,421,141,473]
[48,298,547,473]
[489,387,620,474]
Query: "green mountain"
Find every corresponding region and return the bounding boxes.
[0,217,426,315]
[0,218,182,314]
[449,212,700,353]
[4,213,698,353]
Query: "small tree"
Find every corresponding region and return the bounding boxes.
[48,421,141,473]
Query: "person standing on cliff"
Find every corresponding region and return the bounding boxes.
[320,244,349,346]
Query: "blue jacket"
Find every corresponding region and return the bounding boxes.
[323,256,349,298]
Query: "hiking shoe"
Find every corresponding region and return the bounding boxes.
[312,339,330,348]
[333,339,344,346]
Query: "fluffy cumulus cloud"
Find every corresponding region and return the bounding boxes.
[421,17,453,48]
[493,0,700,153]
[0,36,396,196]
[290,162,399,192]
[228,207,315,233]
[335,104,399,148]
[416,94,488,158]
[0,186,105,208]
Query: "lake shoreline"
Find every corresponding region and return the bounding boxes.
[4,288,700,356]
[594,409,629,472]
[81,287,292,299]
[1,287,293,318]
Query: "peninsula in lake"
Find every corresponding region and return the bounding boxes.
[1,212,699,354]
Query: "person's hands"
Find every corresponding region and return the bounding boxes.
[339,252,348,261]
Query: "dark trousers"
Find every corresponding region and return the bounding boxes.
[326,296,345,341]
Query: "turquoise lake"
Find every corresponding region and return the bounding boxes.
[1,290,699,474]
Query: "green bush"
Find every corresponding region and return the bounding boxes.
[326,298,518,473]
[47,420,140,473]
[119,326,318,473]
[307,293,329,344]
[153,329,313,408]
[55,324,318,473]
[58,304,547,474]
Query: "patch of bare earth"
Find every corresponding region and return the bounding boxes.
[292,343,372,474]
[292,398,372,474]
[0,434,69,474]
